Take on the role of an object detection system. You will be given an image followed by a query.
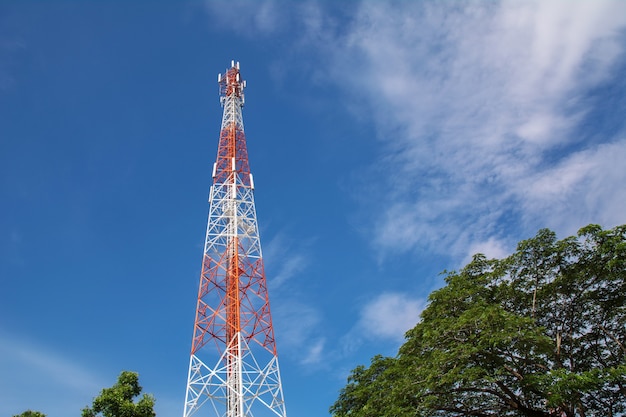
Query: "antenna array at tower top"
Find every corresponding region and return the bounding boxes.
[218,60,246,104]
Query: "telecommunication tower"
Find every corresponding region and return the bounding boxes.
[183,61,287,417]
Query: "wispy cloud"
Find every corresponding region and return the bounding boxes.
[520,139,626,232]
[0,35,26,91]
[313,0,626,259]
[271,252,309,288]
[300,338,325,366]
[271,300,326,367]
[261,231,325,367]
[263,231,313,290]
[0,331,105,416]
[203,0,285,37]
[464,236,510,266]
[342,292,425,354]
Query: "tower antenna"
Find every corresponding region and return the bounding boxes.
[183,61,287,417]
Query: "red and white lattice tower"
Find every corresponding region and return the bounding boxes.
[183,61,287,417]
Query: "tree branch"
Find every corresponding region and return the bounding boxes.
[598,324,626,355]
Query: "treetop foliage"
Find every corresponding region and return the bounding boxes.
[331,224,626,417]
[82,371,155,417]
[13,411,46,417]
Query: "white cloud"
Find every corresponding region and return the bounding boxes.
[255,229,322,367]
[464,237,511,266]
[271,300,326,367]
[0,332,105,416]
[300,338,325,366]
[271,253,309,288]
[203,0,284,36]
[351,292,425,344]
[0,35,26,91]
[263,231,312,289]
[313,0,626,259]
[520,139,626,232]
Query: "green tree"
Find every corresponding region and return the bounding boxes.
[13,411,46,417]
[82,371,156,417]
[331,224,626,417]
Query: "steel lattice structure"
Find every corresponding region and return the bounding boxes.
[183,61,287,417]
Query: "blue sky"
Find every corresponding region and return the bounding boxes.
[1,1,625,417]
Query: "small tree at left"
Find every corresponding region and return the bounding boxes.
[13,410,46,417]
[82,371,155,417]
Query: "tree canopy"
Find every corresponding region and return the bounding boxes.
[13,411,46,417]
[82,371,155,417]
[331,224,626,417]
